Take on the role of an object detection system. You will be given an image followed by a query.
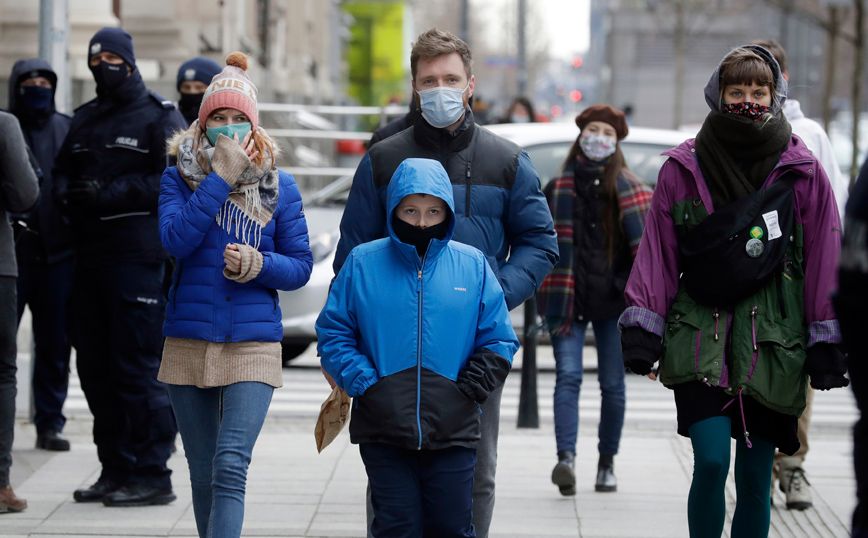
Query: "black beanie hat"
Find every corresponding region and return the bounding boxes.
[88,27,136,68]
[176,56,222,92]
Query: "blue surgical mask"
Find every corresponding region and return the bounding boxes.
[206,122,252,146]
[510,114,530,124]
[19,85,53,110]
[417,85,468,129]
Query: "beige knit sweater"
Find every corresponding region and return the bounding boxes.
[159,337,283,389]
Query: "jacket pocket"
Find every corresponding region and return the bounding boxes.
[748,312,807,413]
[662,297,707,383]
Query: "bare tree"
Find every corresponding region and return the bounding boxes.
[761,0,864,184]
[645,0,743,129]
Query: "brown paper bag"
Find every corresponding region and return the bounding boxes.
[315,385,351,453]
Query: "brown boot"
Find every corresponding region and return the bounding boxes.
[0,486,27,513]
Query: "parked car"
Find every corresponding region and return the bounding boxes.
[277,121,694,362]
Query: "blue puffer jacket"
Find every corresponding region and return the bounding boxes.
[317,158,519,450]
[333,110,559,311]
[159,166,313,343]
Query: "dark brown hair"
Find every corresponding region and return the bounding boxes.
[719,48,776,97]
[410,28,473,81]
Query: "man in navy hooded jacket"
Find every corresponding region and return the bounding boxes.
[53,27,185,507]
[8,58,73,453]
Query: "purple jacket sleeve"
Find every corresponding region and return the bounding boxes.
[620,159,683,337]
[798,161,843,347]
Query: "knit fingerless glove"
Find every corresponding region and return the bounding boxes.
[211,134,251,187]
[223,244,264,283]
[621,327,662,375]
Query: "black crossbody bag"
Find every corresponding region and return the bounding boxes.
[679,176,797,307]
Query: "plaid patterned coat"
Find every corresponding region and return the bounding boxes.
[537,162,652,335]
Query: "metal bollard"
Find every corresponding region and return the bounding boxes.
[517,295,539,428]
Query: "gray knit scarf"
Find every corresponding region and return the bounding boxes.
[176,120,279,249]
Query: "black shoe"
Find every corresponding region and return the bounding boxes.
[36,429,70,451]
[102,483,176,507]
[595,453,617,492]
[551,450,576,496]
[73,478,123,503]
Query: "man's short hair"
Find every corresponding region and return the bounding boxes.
[410,28,473,81]
[750,38,788,74]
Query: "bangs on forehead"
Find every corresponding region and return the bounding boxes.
[720,55,774,90]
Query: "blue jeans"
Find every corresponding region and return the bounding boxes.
[168,382,273,538]
[360,443,476,538]
[551,317,626,456]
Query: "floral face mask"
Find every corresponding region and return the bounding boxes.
[579,134,617,162]
[722,101,770,121]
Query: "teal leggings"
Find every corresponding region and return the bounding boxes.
[687,416,775,538]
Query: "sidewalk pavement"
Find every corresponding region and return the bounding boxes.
[6,335,858,537]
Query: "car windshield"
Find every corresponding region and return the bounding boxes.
[525,140,676,187]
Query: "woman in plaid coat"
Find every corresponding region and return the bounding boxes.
[536,105,652,497]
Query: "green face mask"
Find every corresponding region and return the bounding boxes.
[206,122,252,146]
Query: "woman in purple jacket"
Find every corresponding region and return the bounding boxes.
[618,45,849,537]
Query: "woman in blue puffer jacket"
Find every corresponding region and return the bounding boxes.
[317,158,519,538]
[157,53,312,538]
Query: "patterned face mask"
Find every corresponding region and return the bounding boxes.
[579,134,617,162]
[722,101,770,121]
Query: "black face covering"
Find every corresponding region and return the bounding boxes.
[391,213,449,259]
[178,92,204,124]
[90,61,128,91]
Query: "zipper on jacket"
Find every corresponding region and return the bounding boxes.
[746,306,759,384]
[712,309,720,341]
[465,161,472,217]
[415,256,425,450]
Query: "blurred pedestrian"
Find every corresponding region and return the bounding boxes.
[318,158,518,538]
[333,28,558,538]
[176,56,221,125]
[500,96,536,124]
[750,37,849,512]
[368,101,416,149]
[0,110,40,514]
[8,59,73,452]
[536,105,651,496]
[619,45,848,538]
[159,52,312,538]
[834,155,868,538]
[751,39,848,223]
[53,26,186,507]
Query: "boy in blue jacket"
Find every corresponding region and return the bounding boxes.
[316,158,519,538]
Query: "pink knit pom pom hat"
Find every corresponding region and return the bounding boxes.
[198,52,259,132]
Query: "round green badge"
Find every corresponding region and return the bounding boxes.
[750,226,764,239]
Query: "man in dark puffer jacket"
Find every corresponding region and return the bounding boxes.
[333,27,558,538]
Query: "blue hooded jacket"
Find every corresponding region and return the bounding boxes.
[317,158,519,450]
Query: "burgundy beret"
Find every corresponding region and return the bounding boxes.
[575,105,628,140]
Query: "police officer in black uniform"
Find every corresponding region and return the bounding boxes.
[53,27,185,507]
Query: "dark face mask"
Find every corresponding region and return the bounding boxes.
[721,101,770,121]
[178,92,204,124]
[19,85,53,110]
[90,61,128,91]
[391,213,449,259]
